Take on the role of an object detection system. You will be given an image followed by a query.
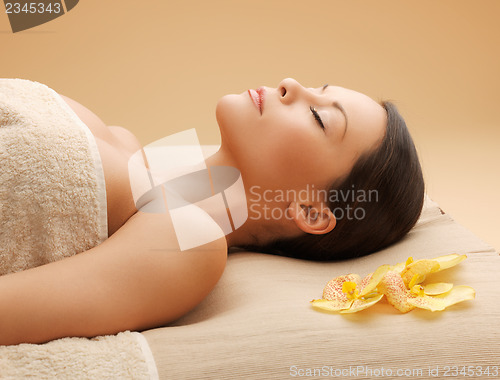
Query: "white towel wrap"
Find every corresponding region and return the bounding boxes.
[0,78,108,275]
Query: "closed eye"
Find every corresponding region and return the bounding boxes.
[310,106,325,130]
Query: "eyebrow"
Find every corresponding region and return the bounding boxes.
[322,84,349,140]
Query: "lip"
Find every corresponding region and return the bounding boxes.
[248,87,265,114]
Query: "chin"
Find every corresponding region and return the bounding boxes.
[215,93,256,141]
[215,94,238,126]
[215,94,262,174]
[215,94,250,124]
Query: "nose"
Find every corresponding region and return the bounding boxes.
[278,78,304,105]
[277,78,318,105]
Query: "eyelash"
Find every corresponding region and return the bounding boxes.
[310,106,325,130]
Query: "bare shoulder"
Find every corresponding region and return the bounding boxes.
[0,209,227,345]
[58,93,141,154]
[58,94,111,140]
[107,125,143,155]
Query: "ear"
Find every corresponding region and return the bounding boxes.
[287,202,336,235]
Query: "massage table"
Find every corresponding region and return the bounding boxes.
[2,195,498,379]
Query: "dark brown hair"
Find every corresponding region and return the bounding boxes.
[247,101,425,261]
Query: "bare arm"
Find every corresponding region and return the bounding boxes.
[0,210,227,346]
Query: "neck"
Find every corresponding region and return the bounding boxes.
[203,145,260,249]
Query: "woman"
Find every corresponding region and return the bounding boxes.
[0,78,424,345]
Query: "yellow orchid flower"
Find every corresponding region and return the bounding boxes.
[311,254,475,314]
[311,265,390,313]
[379,254,474,313]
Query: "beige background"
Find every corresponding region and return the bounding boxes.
[1,0,498,251]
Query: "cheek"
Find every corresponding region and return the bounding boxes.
[216,100,333,188]
[271,113,322,157]
[260,120,329,185]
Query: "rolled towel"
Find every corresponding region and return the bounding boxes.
[0,331,159,379]
[0,78,108,275]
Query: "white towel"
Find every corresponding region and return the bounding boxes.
[0,78,108,275]
[0,331,159,380]
[0,80,158,378]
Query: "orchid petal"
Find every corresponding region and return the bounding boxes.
[322,274,361,301]
[378,271,416,313]
[407,286,475,311]
[422,282,454,296]
[310,298,353,312]
[359,264,391,297]
[391,257,412,273]
[340,294,384,314]
[433,254,467,271]
[391,261,407,273]
[400,260,440,286]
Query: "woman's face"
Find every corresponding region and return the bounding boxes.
[215,78,387,199]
